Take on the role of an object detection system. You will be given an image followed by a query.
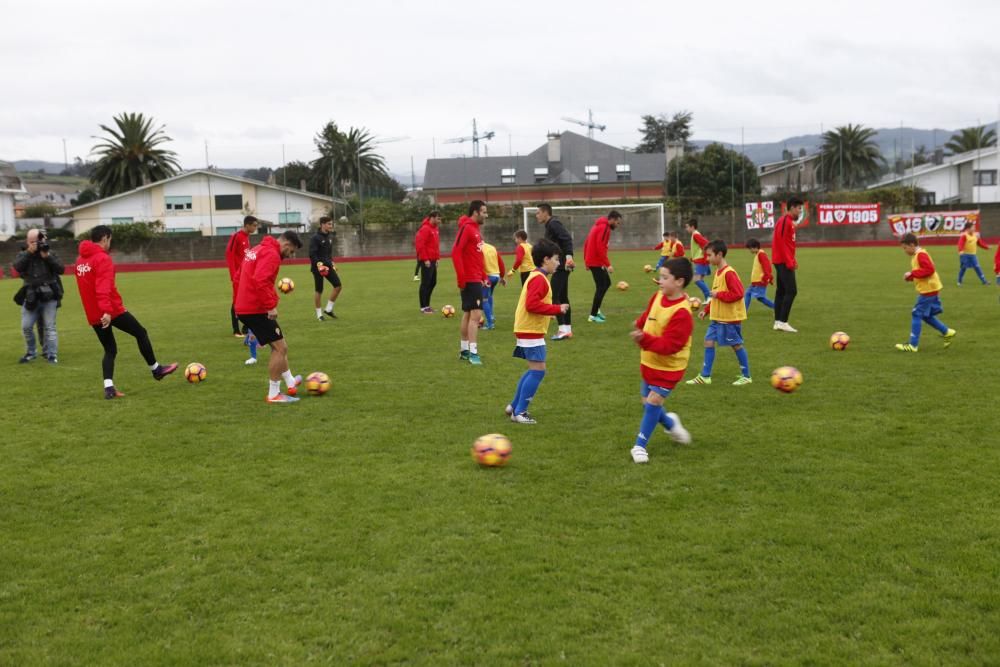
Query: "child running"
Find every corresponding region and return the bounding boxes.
[744,238,775,312]
[896,233,957,352]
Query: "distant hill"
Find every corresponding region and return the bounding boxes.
[13,160,68,174]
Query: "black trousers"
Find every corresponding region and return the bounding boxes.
[551,269,571,326]
[589,267,611,316]
[230,305,242,334]
[773,263,798,323]
[419,261,438,308]
[519,272,529,285]
[92,311,157,381]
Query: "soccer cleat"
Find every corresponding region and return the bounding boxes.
[46,355,58,364]
[551,331,573,341]
[732,376,753,386]
[104,386,125,400]
[233,332,244,338]
[18,354,35,364]
[245,357,258,365]
[324,310,337,319]
[773,321,782,331]
[776,321,798,333]
[685,375,712,385]
[317,314,325,322]
[630,446,649,464]
[942,329,957,348]
[587,314,606,324]
[285,374,304,396]
[412,275,420,282]
[511,412,536,424]
[266,393,300,404]
[895,343,918,352]
[420,307,435,314]
[664,412,692,444]
[459,350,470,362]
[468,353,483,365]
[152,363,178,380]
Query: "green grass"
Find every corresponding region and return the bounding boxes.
[3,247,1000,665]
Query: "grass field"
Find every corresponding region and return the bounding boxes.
[3,246,1000,665]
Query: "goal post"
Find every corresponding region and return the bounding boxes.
[522,203,665,252]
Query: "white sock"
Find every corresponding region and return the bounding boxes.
[559,325,568,333]
[282,370,297,387]
[325,300,335,312]
[104,379,114,388]
[470,342,478,354]
[460,340,469,352]
[149,363,159,371]
[268,380,281,398]
[565,325,572,333]
[316,308,323,318]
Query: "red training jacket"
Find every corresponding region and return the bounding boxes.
[225,229,251,282]
[771,214,797,268]
[995,245,1000,275]
[414,218,441,262]
[234,236,283,315]
[75,240,127,326]
[583,217,611,268]
[634,293,694,388]
[451,215,485,287]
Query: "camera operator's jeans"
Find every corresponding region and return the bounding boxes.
[21,300,58,359]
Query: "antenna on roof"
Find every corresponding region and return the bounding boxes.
[561,109,607,139]
[443,119,496,158]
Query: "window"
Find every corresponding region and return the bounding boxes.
[974,170,997,186]
[111,217,134,224]
[214,194,243,210]
[278,211,301,224]
[916,192,936,206]
[166,227,196,233]
[500,168,516,185]
[215,226,238,236]
[584,165,599,182]
[533,167,549,183]
[165,195,192,211]
[615,164,631,181]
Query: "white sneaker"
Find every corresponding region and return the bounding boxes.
[773,321,783,330]
[244,358,257,365]
[630,446,649,463]
[781,322,798,333]
[511,413,536,424]
[664,412,691,444]
[504,404,514,416]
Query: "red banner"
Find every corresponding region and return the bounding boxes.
[887,210,980,237]
[817,203,880,225]
[779,201,811,227]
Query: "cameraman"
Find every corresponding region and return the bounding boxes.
[14,228,64,363]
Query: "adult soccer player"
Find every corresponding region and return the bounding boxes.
[772,198,804,332]
[225,215,257,336]
[583,210,620,323]
[414,211,442,313]
[309,216,342,320]
[536,204,575,340]
[235,231,305,403]
[75,225,178,399]
[451,200,488,365]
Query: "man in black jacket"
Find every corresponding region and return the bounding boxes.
[536,204,575,340]
[309,216,342,321]
[14,228,64,363]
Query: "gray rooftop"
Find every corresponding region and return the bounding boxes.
[0,160,27,193]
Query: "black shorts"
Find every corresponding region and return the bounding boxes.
[312,267,341,291]
[237,313,284,345]
[461,282,483,312]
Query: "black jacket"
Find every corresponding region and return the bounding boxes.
[14,250,64,290]
[308,231,334,269]
[544,218,574,270]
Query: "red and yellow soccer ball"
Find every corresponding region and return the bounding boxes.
[471,433,512,467]
[770,366,803,393]
[616,280,629,291]
[185,362,207,384]
[277,277,295,294]
[688,296,702,310]
[441,304,456,318]
[305,371,331,396]
[830,331,850,351]
[643,264,654,273]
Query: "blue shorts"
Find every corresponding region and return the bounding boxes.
[513,345,547,362]
[912,294,943,319]
[705,321,744,346]
[746,285,768,300]
[959,254,981,269]
[640,381,672,399]
[694,263,711,277]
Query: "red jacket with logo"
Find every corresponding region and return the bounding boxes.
[451,215,484,287]
[235,236,282,315]
[415,218,441,262]
[771,214,797,268]
[583,217,612,268]
[75,241,126,326]
[225,230,251,282]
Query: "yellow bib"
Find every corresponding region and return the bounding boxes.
[750,251,765,284]
[514,271,553,335]
[640,297,692,372]
[961,233,979,255]
[516,242,535,271]
[912,249,943,294]
[482,243,500,275]
[710,265,747,322]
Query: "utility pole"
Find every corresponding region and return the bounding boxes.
[62,139,68,171]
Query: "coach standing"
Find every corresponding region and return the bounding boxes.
[536,204,575,340]
[414,210,442,313]
[225,215,257,336]
[451,200,487,365]
[772,197,803,333]
[583,210,620,324]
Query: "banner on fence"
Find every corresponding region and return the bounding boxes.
[887,210,980,237]
[780,200,811,227]
[745,201,774,229]
[817,203,880,225]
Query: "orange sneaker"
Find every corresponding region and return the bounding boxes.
[266,393,300,404]
[285,374,303,396]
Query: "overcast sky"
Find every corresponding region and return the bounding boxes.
[3,0,999,179]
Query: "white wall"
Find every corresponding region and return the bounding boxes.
[0,193,15,239]
[100,190,154,221]
[256,189,318,222]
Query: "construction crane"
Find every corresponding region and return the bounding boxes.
[444,119,495,157]
[561,109,606,139]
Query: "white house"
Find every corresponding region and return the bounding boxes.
[0,160,27,240]
[868,146,999,205]
[62,170,343,237]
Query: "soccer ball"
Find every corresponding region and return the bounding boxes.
[688,296,702,310]
[185,362,207,383]
[277,277,295,294]
[643,264,653,273]
[770,366,803,393]
[616,280,629,291]
[305,371,331,396]
[441,304,456,318]
[830,331,850,351]
[471,433,512,467]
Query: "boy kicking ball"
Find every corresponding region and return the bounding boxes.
[629,257,694,464]
[896,233,956,352]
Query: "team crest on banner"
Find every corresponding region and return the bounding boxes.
[888,210,980,237]
[745,201,774,230]
[780,201,811,227]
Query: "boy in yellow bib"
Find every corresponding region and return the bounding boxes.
[897,233,956,352]
[956,223,989,285]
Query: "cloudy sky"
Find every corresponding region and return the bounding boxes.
[3,0,999,179]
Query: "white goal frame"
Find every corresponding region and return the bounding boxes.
[522,203,664,235]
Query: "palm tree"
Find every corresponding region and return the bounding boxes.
[944,125,997,155]
[310,122,389,197]
[817,124,884,190]
[90,112,180,197]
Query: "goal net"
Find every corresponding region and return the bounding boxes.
[522,203,665,252]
